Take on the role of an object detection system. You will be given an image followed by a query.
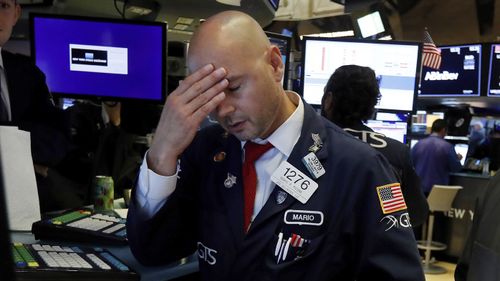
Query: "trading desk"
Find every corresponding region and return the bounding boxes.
[440,172,491,259]
[11,228,198,281]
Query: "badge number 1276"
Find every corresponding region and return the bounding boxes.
[271,161,319,204]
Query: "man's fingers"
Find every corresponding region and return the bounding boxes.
[173,64,214,94]
[172,65,227,104]
[191,92,226,124]
[184,78,228,116]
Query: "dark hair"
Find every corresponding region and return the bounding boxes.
[321,65,381,127]
[431,119,448,133]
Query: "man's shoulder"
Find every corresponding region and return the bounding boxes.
[324,123,382,157]
[2,50,38,72]
[2,50,31,64]
[383,136,410,151]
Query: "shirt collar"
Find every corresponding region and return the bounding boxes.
[242,91,304,158]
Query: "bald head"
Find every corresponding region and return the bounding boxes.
[187,11,271,72]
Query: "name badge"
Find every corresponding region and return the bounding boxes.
[284,210,324,226]
[302,152,325,179]
[271,161,319,204]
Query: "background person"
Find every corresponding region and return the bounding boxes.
[0,0,71,212]
[411,119,463,196]
[321,64,429,227]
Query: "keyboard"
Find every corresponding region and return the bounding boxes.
[31,209,127,245]
[12,242,139,281]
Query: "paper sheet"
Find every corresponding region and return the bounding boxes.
[0,126,41,231]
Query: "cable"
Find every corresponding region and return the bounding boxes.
[113,0,126,19]
[122,0,128,19]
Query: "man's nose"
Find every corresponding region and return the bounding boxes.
[215,97,235,118]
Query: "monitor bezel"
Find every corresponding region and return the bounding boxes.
[487,43,500,97]
[265,31,292,90]
[29,13,167,103]
[300,36,422,113]
[418,43,483,97]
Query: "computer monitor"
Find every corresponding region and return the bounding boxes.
[375,111,410,122]
[365,119,408,143]
[266,31,291,89]
[487,44,500,97]
[419,44,482,97]
[301,37,421,112]
[454,143,469,166]
[30,13,167,102]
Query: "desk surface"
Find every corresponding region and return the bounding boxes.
[11,231,199,281]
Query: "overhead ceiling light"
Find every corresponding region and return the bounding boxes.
[173,24,190,31]
[122,0,159,17]
[300,31,355,40]
[176,17,194,25]
[127,5,153,15]
[216,0,241,6]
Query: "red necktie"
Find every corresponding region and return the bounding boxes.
[243,141,274,232]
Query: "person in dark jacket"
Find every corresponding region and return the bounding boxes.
[1,0,71,212]
[321,64,429,227]
[126,11,424,281]
[455,171,500,281]
[411,119,463,196]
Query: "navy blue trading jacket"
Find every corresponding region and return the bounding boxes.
[127,102,425,281]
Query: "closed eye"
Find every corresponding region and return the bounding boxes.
[228,85,240,92]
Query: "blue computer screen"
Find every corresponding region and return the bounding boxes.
[30,14,166,102]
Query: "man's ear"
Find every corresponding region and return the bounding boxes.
[14,3,21,23]
[322,92,333,112]
[268,45,284,83]
[321,91,334,119]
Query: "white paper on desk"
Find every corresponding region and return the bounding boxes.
[0,126,41,231]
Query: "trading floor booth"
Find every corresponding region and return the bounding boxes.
[432,172,491,260]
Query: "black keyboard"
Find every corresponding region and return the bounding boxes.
[12,242,139,281]
[31,209,127,245]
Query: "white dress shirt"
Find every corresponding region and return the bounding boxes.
[136,91,304,218]
[0,47,12,121]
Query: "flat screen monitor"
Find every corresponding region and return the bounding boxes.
[375,111,409,122]
[266,31,291,89]
[301,37,421,112]
[454,143,469,166]
[30,13,167,102]
[365,120,408,143]
[419,44,482,97]
[487,44,500,96]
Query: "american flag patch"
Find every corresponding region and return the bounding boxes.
[376,183,407,214]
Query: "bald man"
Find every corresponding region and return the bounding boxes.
[126,11,424,281]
